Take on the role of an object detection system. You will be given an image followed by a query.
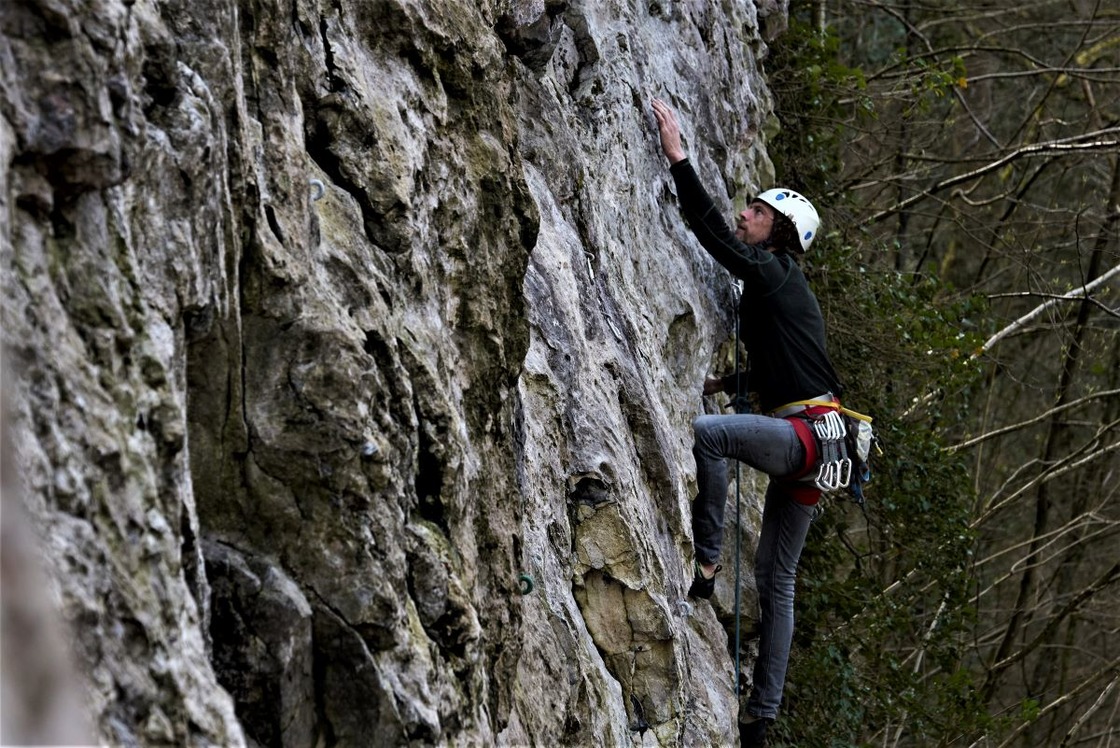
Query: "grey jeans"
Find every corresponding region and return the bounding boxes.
[691,414,815,720]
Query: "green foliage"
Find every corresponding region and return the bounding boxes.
[892,52,969,116]
[763,9,869,196]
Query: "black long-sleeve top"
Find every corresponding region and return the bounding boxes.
[669,159,842,413]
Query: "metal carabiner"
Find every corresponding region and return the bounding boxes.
[815,461,837,492]
[814,463,828,491]
[828,465,842,491]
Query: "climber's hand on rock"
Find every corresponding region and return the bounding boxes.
[652,98,686,165]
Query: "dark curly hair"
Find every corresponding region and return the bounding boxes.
[766,211,804,256]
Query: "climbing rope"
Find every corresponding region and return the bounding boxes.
[731,279,744,698]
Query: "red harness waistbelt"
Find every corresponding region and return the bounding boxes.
[777,400,842,506]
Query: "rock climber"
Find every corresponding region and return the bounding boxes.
[651,97,843,748]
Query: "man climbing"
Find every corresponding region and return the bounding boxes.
[651,98,843,747]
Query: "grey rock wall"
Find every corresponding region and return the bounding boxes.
[1,0,781,744]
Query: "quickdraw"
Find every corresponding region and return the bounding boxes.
[811,409,852,492]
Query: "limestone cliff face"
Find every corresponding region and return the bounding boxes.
[1,0,781,745]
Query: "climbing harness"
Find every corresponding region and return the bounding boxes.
[773,397,877,505]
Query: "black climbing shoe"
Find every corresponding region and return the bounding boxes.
[688,562,721,599]
[740,716,771,748]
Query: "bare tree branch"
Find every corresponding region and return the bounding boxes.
[972,507,1113,574]
[858,130,1120,225]
[945,389,1120,452]
[1058,674,1119,748]
[986,653,1120,748]
[978,262,1120,355]
[973,436,1120,528]
[986,563,1120,681]
[967,67,1120,83]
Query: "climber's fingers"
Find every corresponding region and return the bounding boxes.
[651,98,685,163]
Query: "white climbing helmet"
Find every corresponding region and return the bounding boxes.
[755,188,820,252]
